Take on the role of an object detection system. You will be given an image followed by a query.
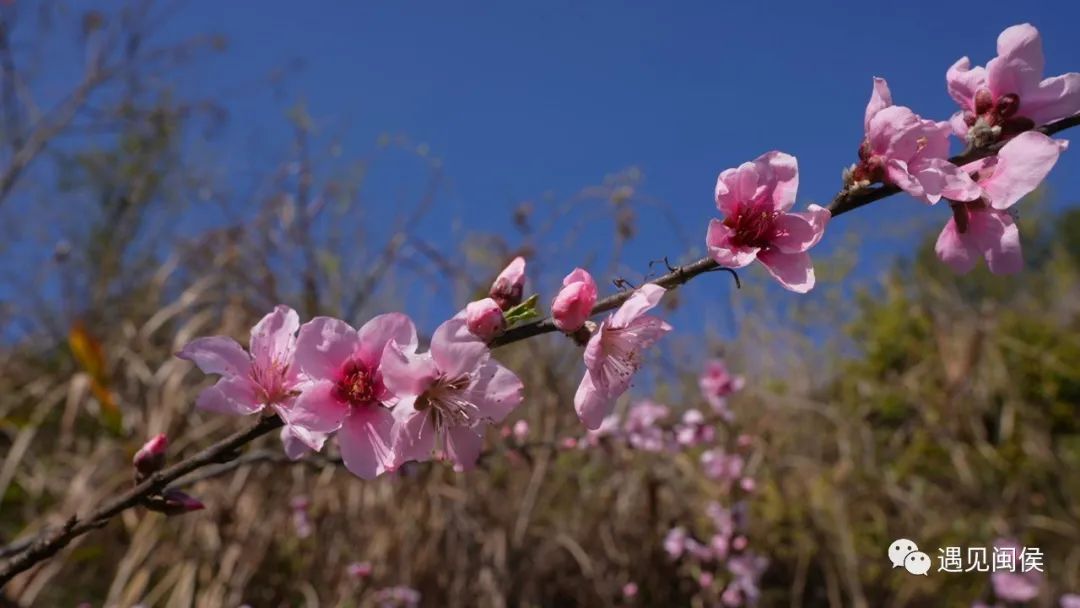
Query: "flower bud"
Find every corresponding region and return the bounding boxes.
[145,489,205,516]
[465,298,507,341]
[512,419,530,442]
[347,561,373,579]
[133,433,168,480]
[488,256,526,310]
[551,268,597,333]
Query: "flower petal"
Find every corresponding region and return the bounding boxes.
[935,216,980,274]
[355,312,418,367]
[380,343,438,398]
[611,284,666,328]
[864,77,893,131]
[771,205,830,254]
[463,359,524,424]
[390,404,437,465]
[294,317,359,380]
[338,405,396,479]
[280,424,328,460]
[430,317,488,379]
[756,151,799,212]
[574,372,617,431]
[249,305,299,369]
[756,250,815,293]
[446,426,485,469]
[706,219,760,268]
[946,57,988,110]
[983,131,1066,209]
[973,211,1024,275]
[177,336,251,377]
[290,379,349,433]
[988,23,1044,98]
[912,158,981,204]
[1024,72,1080,126]
[196,376,261,416]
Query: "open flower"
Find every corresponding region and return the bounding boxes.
[551,268,598,332]
[382,317,524,469]
[707,151,830,293]
[947,23,1080,144]
[177,305,327,459]
[936,131,1067,275]
[573,284,671,429]
[290,313,418,479]
[852,78,981,205]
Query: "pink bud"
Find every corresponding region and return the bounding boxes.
[145,489,205,516]
[732,535,748,551]
[133,433,168,480]
[622,582,639,598]
[347,561,373,579]
[551,268,598,332]
[739,477,756,493]
[512,420,530,442]
[489,256,526,310]
[559,437,578,450]
[465,298,507,340]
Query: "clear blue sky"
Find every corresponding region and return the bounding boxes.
[9,1,1080,339]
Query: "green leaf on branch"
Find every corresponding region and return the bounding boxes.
[503,294,540,325]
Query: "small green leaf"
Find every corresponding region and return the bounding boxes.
[504,294,540,325]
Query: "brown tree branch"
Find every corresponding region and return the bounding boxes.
[2,113,1078,588]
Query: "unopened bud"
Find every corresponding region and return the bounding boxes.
[551,268,598,333]
[347,561,373,579]
[145,489,205,516]
[133,434,168,481]
[465,298,507,341]
[489,256,526,310]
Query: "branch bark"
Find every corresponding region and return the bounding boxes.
[2,112,1078,588]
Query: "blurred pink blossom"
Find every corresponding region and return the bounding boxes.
[624,400,670,452]
[707,151,830,293]
[622,582,639,599]
[699,359,745,417]
[347,561,373,579]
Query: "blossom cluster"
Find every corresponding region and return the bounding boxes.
[177,256,671,479]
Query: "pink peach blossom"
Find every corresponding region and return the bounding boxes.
[551,268,598,332]
[177,305,328,459]
[947,24,1080,143]
[573,285,672,430]
[382,317,524,469]
[290,313,418,479]
[465,297,506,341]
[852,78,981,205]
[699,359,744,417]
[489,256,526,310]
[707,151,831,293]
[936,131,1067,275]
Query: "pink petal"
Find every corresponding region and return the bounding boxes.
[249,305,299,370]
[294,317,359,380]
[390,404,437,465]
[756,151,799,212]
[430,317,488,379]
[771,205,830,254]
[864,77,893,131]
[935,216,979,274]
[177,336,251,377]
[974,211,1024,275]
[445,426,484,469]
[867,105,922,157]
[196,376,261,416]
[338,405,396,479]
[290,379,349,433]
[988,23,1044,98]
[574,372,617,431]
[706,219,760,268]
[611,284,666,328]
[756,250,815,293]
[911,158,981,204]
[380,343,438,397]
[948,111,970,139]
[280,424,327,460]
[1024,73,1080,126]
[946,57,988,110]
[463,359,524,424]
[355,312,418,367]
[885,159,924,200]
[983,131,1066,209]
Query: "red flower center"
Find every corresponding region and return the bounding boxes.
[964,89,1035,139]
[335,361,380,407]
[724,206,781,249]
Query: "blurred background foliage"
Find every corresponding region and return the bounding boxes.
[1,2,1078,607]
